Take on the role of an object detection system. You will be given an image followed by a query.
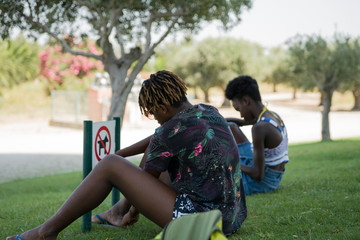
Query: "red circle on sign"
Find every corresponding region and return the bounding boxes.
[95,126,111,161]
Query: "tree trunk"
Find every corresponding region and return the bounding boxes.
[319,92,325,106]
[351,89,360,111]
[108,86,129,121]
[103,45,152,125]
[292,87,297,100]
[105,62,138,124]
[221,98,231,107]
[321,89,333,141]
[273,83,277,93]
[204,90,210,103]
[199,87,210,103]
[194,87,200,99]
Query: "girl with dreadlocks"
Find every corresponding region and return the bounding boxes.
[7,70,246,240]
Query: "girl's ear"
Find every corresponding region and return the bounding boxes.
[158,104,168,113]
[242,96,251,106]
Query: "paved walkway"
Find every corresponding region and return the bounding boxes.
[1,92,359,183]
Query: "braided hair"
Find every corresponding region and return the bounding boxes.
[139,70,188,117]
[225,75,262,102]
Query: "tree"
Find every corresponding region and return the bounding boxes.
[0,36,39,92]
[286,34,355,141]
[337,37,360,110]
[262,47,289,93]
[265,47,316,99]
[159,37,257,105]
[0,0,252,121]
[174,38,245,103]
[264,64,293,96]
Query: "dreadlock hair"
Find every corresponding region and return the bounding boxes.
[139,70,188,117]
[225,75,262,102]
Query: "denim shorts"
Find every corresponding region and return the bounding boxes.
[172,193,198,219]
[238,142,285,195]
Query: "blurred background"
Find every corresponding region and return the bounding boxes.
[1,0,360,183]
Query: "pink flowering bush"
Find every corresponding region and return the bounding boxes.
[38,37,103,91]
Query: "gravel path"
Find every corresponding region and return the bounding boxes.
[1,92,359,184]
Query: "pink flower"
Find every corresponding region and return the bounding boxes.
[39,51,48,61]
[54,45,62,52]
[194,142,202,156]
[89,42,100,54]
[174,126,180,133]
[37,39,104,89]
[176,170,181,182]
[159,152,173,157]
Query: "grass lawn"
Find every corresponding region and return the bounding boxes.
[1,138,359,239]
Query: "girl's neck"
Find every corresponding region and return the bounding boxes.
[254,103,266,120]
[176,101,193,114]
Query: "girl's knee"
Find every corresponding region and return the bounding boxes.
[97,154,126,169]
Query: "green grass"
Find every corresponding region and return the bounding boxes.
[1,138,360,239]
[0,80,51,120]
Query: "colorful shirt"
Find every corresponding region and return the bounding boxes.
[145,104,247,235]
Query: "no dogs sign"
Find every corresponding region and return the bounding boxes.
[92,120,115,168]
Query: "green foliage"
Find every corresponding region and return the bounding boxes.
[285,33,360,140]
[261,46,311,93]
[181,38,246,89]
[335,37,360,110]
[152,37,272,81]
[0,0,252,44]
[0,0,253,119]
[1,138,359,239]
[286,33,358,93]
[0,80,51,118]
[151,37,269,103]
[336,37,360,89]
[0,36,40,90]
[0,0,80,40]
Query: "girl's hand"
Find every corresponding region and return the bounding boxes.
[226,118,256,126]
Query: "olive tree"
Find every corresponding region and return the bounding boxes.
[287,34,355,141]
[0,0,252,120]
[337,37,360,110]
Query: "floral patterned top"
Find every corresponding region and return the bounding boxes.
[145,104,247,235]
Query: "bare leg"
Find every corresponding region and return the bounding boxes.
[6,155,177,240]
[92,147,172,226]
[91,170,172,227]
[229,123,249,144]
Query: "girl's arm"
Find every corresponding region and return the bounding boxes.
[240,124,265,180]
[226,117,256,127]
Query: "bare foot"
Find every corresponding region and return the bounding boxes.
[91,209,123,227]
[92,207,139,228]
[6,226,58,240]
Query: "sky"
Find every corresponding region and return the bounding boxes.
[195,0,360,48]
[14,0,360,50]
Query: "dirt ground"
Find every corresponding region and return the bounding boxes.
[1,92,359,183]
